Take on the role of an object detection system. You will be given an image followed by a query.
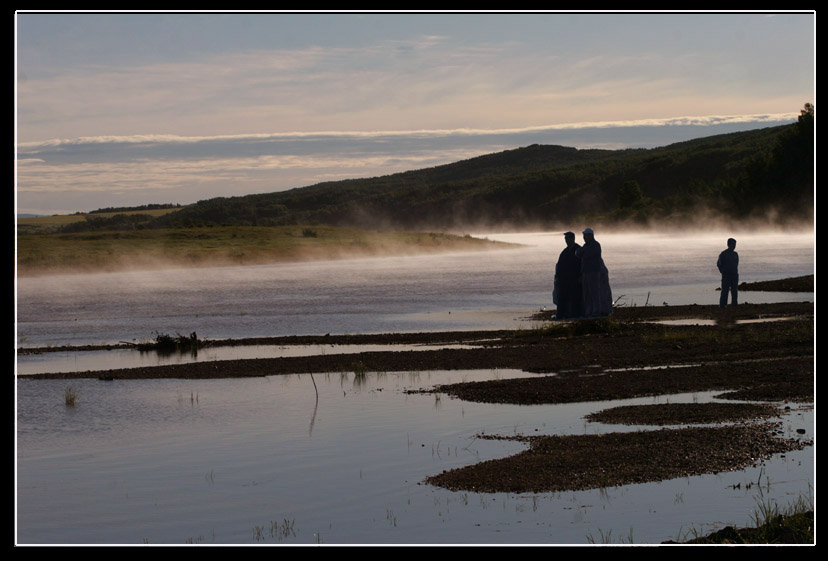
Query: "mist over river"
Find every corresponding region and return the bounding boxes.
[16,230,814,349]
[15,229,814,545]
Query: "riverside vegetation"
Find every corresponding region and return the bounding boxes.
[16,224,513,275]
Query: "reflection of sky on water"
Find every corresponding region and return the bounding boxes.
[16,371,814,545]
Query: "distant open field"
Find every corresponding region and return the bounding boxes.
[16,208,180,234]
[16,224,516,276]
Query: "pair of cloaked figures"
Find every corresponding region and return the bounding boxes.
[553,228,613,320]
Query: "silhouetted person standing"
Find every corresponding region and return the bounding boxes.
[717,238,739,307]
[553,231,583,319]
[576,228,613,317]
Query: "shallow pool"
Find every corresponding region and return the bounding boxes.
[16,369,814,545]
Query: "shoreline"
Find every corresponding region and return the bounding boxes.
[16,300,813,357]
[16,225,520,277]
[17,300,815,541]
[425,423,810,494]
[20,302,814,410]
[20,303,813,388]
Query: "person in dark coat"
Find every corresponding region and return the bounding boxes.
[717,238,739,307]
[575,227,613,317]
[553,231,582,319]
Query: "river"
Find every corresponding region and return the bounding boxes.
[15,229,815,545]
[16,230,815,348]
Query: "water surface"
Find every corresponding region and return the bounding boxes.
[15,230,815,545]
[16,230,814,349]
[16,370,814,545]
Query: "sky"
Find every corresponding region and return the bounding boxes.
[15,11,815,216]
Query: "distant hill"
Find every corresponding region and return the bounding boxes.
[54,105,815,234]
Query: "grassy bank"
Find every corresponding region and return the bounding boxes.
[669,494,814,544]
[16,224,516,276]
[16,207,178,234]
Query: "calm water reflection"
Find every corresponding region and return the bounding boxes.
[16,230,815,544]
[16,370,814,545]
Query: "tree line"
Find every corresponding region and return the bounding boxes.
[56,104,814,233]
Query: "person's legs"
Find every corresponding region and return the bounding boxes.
[720,276,729,307]
[720,275,738,306]
[557,284,570,319]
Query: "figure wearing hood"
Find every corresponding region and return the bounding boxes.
[575,228,613,317]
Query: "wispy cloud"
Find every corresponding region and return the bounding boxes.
[17,112,798,154]
[15,12,812,214]
[18,30,810,142]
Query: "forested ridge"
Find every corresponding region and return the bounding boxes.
[59,104,814,233]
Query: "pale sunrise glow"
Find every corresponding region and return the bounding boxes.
[15,11,814,215]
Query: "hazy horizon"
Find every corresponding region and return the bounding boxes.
[15,11,815,216]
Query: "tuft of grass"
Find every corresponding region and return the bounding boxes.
[64,386,78,406]
[586,528,635,544]
[352,360,368,378]
[253,518,296,543]
[184,535,204,544]
[137,331,200,353]
[673,491,814,544]
[746,494,814,544]
[518,316,627,339]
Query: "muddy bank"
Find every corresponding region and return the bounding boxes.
[17,301,814,356]
[532,300,812,322]
[584,402,784,425]
[425,424,810,494]
[16,329,510,356]
[432,356,814,405]
[739,274,813,293]
[420,303,814,499]
[19,300,814,514]
[421,302,813,498]
[22,304,814,394]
